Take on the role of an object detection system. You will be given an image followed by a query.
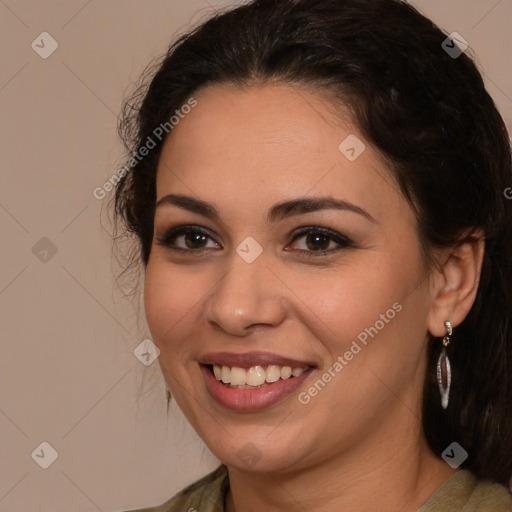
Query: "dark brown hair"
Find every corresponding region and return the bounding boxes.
[114,0,512,485]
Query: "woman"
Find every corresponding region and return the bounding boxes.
[114,0,512,510]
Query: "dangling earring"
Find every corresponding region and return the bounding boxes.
[437,320,452,409]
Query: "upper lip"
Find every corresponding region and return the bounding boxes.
[198,351,315,369]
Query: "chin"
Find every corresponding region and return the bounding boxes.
[204,430,311,474]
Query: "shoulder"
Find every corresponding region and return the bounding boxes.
[122,464,229,512]
[418,470,512,512]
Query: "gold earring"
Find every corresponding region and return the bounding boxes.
[437,320,452,409]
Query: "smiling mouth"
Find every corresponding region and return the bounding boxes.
[205,364,311,389]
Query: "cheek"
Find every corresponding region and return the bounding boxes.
[300,262,401,349]
[302,256,426,403]
[143,259,201,351]
[144,260,170,335]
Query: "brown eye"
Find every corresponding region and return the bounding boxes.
[182,232,209,249]
[288,227,354,258]
[303,233,332,251]
[156,226,221,252]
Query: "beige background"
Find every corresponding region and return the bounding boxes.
[0,1,510,511]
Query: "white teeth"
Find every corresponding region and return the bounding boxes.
[221,365,231,384]
[265,365,281,383]
[246,366,266,386]
[230,366,247,386]
[280,366,292,379]
[211,363,308,387]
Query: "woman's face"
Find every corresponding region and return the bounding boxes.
[145,83,435,472]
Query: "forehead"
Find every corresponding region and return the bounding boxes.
[155,83,400,224]
[160,82,347,169]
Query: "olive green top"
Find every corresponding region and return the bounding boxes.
[125,464,512,512]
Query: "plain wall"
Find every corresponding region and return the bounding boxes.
[1,1,510,511]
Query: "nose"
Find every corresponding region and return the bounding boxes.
[205,249,287,336]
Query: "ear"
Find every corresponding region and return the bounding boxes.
[426,230,485,337]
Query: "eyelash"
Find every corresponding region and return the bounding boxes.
[155,225,354,258]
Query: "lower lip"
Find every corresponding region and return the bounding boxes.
[200,365,314,412]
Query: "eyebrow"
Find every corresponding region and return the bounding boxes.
[155,193,377,224]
